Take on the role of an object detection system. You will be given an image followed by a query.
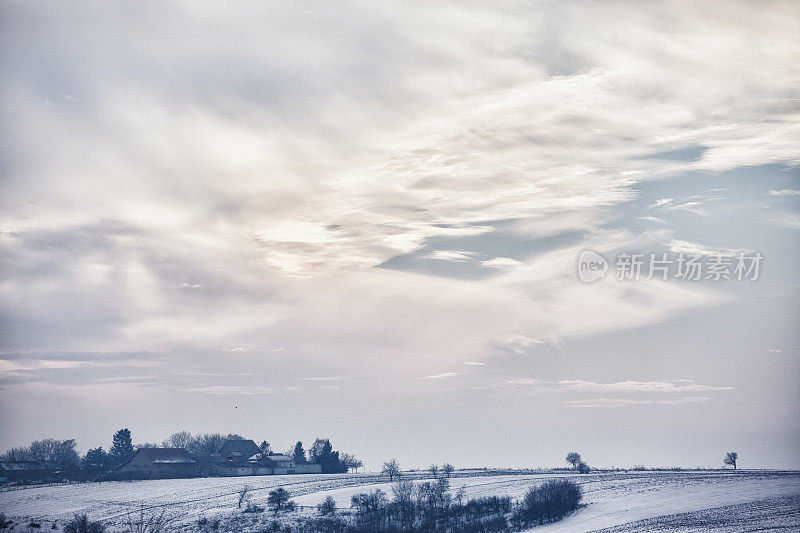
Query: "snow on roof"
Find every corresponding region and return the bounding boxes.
[0,461,45,471]
[117,448,195,469]
[247,453,293,463]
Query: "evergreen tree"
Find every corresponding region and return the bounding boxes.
[292,441,306,463]
[82,447,108,478]
[309,438,347,473]
[109,428,134,466]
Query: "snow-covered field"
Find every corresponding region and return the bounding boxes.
[1,470,798,531]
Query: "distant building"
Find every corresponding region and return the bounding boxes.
[116,448,199,480]
[213,441,322,476]
[218,439,262,461]
[0,460,49,483]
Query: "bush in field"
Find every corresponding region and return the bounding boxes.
[294,517,349,533]
[317,496,337,516]
[0,513,13,530]
[237,485,250,509]
[124,505,177,533]
[267,487,291,512]
[512,479,582,527]
[63,515,105,533]
[565,452,582,470]
[577,461,591,474]
[243,502,264,513]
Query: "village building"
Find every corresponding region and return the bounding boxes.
[212,440,322,476]
[218,439,261,461]
[0,460,49,483]
[116,448,199,480]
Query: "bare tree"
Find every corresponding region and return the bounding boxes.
[724,452,738,470]
[340,453,363,473]
[566,452,582,470]
[442,463,455,478]
[0,447,30,461]
[124,505,178,533]
[161,431,193,449]
[237,485,250,509]
[382,458,401,481]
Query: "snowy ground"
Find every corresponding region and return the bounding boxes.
[1,470,797,531]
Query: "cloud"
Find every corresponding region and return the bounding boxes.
[427,250,477,262]
[658,396,712,405]
[764,213,800,230]
[481,257,522,269]
[0,0,795,406]
[566,398,653,408]
[462,361,487,366]
[668,239,752,256]
[423,372,460,380]
[768,189,800,196]
[637,216,666,224]
[494,334,543,355]
[555,379,734,393]
[566,396,714,408]
[182,386,274,395]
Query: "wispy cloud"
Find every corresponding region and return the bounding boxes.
[182,386,274,395]
[769,189,800,196]
[668,239,752,256]
[556,379,733,393]
[481,257,521,269]
[494,334,543,355]
[427,250,477,262]
[423,372,460,380]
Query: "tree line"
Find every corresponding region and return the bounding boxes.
[0,428,362,479]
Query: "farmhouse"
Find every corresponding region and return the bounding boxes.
[116,448,199,480]
[0,460,49,483]
[218,439,261,461]
[212,440,322,476]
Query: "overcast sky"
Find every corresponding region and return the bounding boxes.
[1,1,799,470]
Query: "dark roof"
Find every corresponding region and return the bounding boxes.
[117,448,195,469]
[218,439,261,458]
[265,454,293,462]
[0,460,46,471]
[248,453,293,463]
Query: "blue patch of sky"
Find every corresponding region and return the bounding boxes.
[608,163,799,295]
[379,221,585,279]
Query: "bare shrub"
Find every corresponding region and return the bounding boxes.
[63,515,105,533]
[124,505,178,533]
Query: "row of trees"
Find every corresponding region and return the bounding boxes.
[342,476,582,531]
[0,439,80,471]
[0,429,363,480]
